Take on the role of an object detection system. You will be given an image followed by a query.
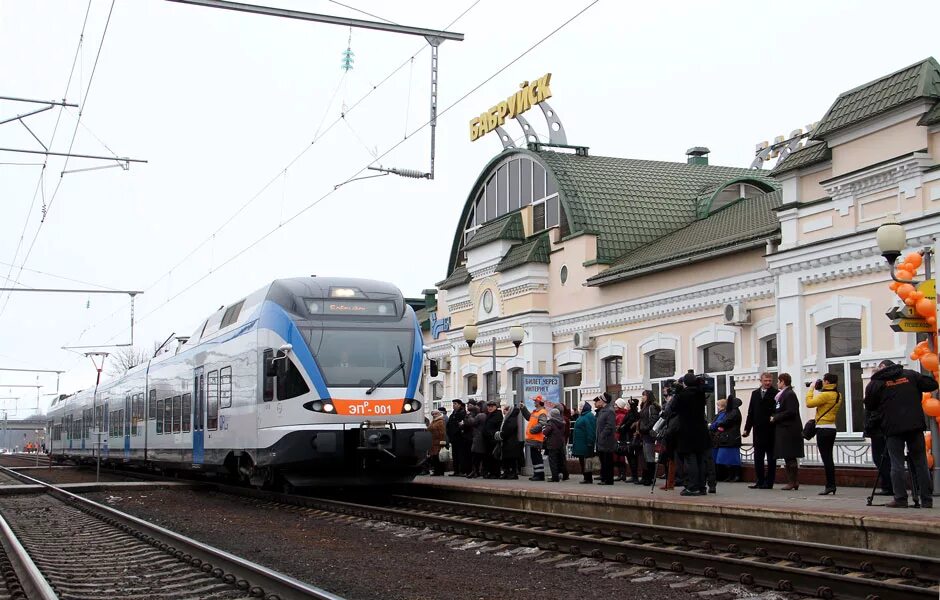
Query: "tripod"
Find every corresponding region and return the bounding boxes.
[867,447,921,508]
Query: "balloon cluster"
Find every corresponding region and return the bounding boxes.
[889,252,936,326]
[889,252,939,422]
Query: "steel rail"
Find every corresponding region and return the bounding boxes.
[0,467,345,600]
[0,512,57,600]
[293,494,935,600]
[388,494,940,585]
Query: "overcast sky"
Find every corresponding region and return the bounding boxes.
[0,0,938,415]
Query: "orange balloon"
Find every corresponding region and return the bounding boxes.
[917,340,931,350]
[906,252,923,269]
[896,270,914,281]
[916,298,936,319]
[924,397,940,417]
[889,281,900,291]
[922,353,939,373]
[930,451,936,470]
[896,283,915,299]
[905,296,918,306]
[928,316,937,326]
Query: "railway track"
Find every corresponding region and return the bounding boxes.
[0,467,343,600]
[38,463,940,599]
[192,483,937,600]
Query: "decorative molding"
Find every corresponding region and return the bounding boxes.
[823,152,932,217]
[801,215,833,233]
[447,300,473,313]
[500,283,548,299]
[552,274,774,336]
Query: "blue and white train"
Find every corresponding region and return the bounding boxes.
[47,277,433,487]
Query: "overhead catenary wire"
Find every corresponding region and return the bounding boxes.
[97,0,601,343]
[1,0,94,318]
[0,0,116,323]
[66,0,487,349]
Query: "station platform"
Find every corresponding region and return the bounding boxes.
[410,474,940,558]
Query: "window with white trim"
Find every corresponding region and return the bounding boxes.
[563,371,582,412]
[509,368,524,405]
[604,357,622,399]
[761,336,778,372]
[430,381,444,402]
[647,349,675,400]
[465,374,478,398]
[485,371,500,403]
[824,320,863,434]
[702,343,735,422]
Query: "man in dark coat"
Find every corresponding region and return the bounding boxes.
[864,360,937,508]
[743,372,777,489]
[673,373,710,496]
[594,393,617,485]
[446,399,469,476]
[498,405,524,479]
[481,401,504,478]
[770,373,803,490]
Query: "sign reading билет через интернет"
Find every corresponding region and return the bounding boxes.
[521,374,562,412]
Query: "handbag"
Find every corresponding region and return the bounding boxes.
[615,440,629,456]
[802,392,840,440]
[438,447,451,463]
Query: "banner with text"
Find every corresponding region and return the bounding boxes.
[522,374,562,412]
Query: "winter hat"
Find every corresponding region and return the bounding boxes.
[614,398,627,409]
[549,408,561,419]
[451,399,465,407]
[682,373,698,387]
[581,401,592,413]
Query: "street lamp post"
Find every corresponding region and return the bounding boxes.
[876,217,939,494]
[463,324,525,402]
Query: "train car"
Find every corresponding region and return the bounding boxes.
[47,277,432,488]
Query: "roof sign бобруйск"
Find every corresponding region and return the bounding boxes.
[469,73,553,142]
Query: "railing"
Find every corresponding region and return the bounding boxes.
[564,440,876,468]
[740,440,873,467]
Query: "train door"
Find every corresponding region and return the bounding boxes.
[124,395,131,461]
[193,367,205,464]
[102,400,110,458]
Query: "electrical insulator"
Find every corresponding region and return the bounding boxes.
[393,168,427,179]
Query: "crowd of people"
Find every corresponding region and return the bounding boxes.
[423,363,937,508]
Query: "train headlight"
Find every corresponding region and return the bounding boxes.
[323,403,335,413]
[310,401,323,411]
[403,402,412,412]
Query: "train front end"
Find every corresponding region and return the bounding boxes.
[256,277,431,486]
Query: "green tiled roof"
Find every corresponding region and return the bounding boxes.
[463,212,525,251]
[589,190,782,285]
[919,100,940,126]
[436,264,470,290]
[496,233,550,272]
[813,57,940,139]
[769,141,832,177]
[535,150,777,264]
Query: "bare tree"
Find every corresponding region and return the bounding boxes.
[107,346,151,376]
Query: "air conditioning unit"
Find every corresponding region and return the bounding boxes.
[723,301,750,325]
[573,330,594,349]
[437,357,452,372]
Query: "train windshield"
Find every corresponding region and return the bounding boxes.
[300,328,414,388]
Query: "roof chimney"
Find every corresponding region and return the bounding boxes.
[686,146,710,165]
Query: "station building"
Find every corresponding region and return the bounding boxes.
[420,58,940,462]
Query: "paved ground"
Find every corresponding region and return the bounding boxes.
[413,474,940,522]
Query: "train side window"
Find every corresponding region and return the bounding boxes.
[172,396,182,433]
[149,389,157,420]
[220,366,232,408]
[220,300,245,329]
[156,399,164,434]
[207,371,219,430]
[276,356,310,401]
[163,398,173,435]
[182,394,192,432]
[263,350,274,402]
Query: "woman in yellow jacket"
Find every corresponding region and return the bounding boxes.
[806,373,841,495]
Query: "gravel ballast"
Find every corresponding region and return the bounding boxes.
[82,488,788,600]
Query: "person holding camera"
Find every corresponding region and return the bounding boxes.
[770,373,803,491]
[805,374,841,495]
[863,359,937,508]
